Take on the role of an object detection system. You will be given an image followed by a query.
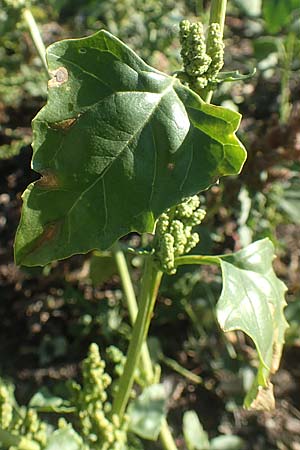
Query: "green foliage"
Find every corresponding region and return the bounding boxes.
[262,0,300,33]
[44,422,83,450]
[127,384,167,440]
[14,29,246,267]
[216,239,288,409]
[183,410,209,450]
[183,410,245,450]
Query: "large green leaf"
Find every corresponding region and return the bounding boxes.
[216,239,288,409]
[14,30,246,266]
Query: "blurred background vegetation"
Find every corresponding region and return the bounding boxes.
[0,0,300,449]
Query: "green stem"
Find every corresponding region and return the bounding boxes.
[111,255,162,419]
[113,244,178,450]
[175,254,221,267]
[160,354,203,384]
[112,244,154,383]
[209,0,227,36]
[22,8,48,75]
[205,0,227,103]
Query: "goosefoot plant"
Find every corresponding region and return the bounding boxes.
[11,0,288,449]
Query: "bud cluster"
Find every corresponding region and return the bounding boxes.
[69,343,129,450]
[155,196,206,274]
[0,379,47,448]
[179,20,224,93]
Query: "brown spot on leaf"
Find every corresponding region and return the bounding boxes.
[37,171,60,189]
[48,67,68,88]
[49,117,78,131]
[167,163,175,171]
[27,222,61,257]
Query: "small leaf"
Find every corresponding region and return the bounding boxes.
[128,384,167,440]
[44,424,83,450]
[210,435,245,450]
[14,30,246,266]
[183,410,210,450]
[216,69,256,83]
[216,239,288,409]
[29,387,75,413]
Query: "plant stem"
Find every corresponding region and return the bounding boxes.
[209,0,227,36]
[205,0,227,103]
[111,255,162,419]
[112,244,154,382]
[113,244,178,450]
[22,8,48,75]
[175,254,221,267]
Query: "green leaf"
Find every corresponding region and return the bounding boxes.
[216,239,288,409]
[262,0,299,33]
[210,435,245,450]
[216,69,256,83]
[14,30,246,266]
[183,410,210,450]
[44,424,83,450]
[128,384,167,440]
[29,387,75,413]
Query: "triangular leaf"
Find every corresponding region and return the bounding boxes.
[14,30,246,266]
[127,384,167,440]
[216,239,288,409]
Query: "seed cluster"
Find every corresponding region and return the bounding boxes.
[155,196,206,274]
[179,20,224,93]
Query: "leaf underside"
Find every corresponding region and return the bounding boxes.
[14,30,246,266]
[216,239,288,409]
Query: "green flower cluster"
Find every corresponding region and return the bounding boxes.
[206,23,225,81]
[179,19,224,93]
[155,196,206,274]
[0,379,47,450]
[179,20,211,90]
[69,343,129,450]
[0,383,13,430]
